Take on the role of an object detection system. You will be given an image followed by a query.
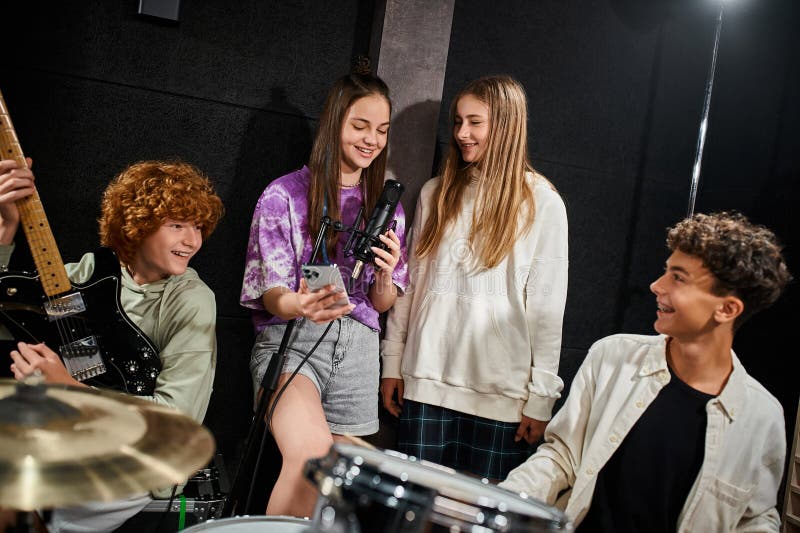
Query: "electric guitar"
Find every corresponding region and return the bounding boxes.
[0,90,160,395]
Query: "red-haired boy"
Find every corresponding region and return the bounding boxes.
[0,159,223,531]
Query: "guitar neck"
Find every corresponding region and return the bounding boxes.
[0,90,72,296]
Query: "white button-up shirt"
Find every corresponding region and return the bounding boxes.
[500,334,785,532]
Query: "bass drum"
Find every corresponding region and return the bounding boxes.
[305,443,573,532]
[181,516,314,532]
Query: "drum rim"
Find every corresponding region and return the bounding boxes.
[180,515,312,531]
[315,443,572,529]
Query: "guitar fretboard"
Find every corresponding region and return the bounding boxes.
[0,90,72,296]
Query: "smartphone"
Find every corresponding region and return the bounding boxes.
[301,264,350,308]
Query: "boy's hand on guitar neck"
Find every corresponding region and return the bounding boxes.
[0,158,35,245]
[10,342,84,388]
[2,159,84,389]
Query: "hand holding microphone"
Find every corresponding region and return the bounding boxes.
[371,229,401,281]
[350,179,404,280]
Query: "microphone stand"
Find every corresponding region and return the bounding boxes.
[223,216,335,517]
[687,1,724,217]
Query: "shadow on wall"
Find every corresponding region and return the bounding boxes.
[228,87,313,308]
[386,98,443,223]
[360,99,445,452]
[213,85,316,316]
[204,86,314,486]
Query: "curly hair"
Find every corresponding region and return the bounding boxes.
[667,212,792,328]
[99,160,224,265]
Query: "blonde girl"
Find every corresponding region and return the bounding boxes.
[381,75,568,480]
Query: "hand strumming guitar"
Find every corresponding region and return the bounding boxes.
[10,342,82,387]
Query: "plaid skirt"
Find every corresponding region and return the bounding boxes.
[397,399,537,480]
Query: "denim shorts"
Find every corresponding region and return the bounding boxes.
[250,316,379,436]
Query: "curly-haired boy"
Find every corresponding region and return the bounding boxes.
[0,158,223,531]
[501,212,792,532]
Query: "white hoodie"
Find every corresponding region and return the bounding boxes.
[381,172,568,422]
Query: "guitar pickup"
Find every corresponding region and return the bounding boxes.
[44,292,87,321]
[60,336,107,382]
[61,335,101,358]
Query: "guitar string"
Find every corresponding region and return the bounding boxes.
[2,104,95,383]
[31,212,92,381]
[33,177,96,379]
[29,214,85,379]
[57,275,96,380]
[50,290,81,378]
[55,289,96,381]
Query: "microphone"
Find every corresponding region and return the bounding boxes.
[351,179,404,280]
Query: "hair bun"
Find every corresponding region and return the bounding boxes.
[352,56,372,76]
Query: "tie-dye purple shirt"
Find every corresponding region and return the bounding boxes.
[240,166,409,333]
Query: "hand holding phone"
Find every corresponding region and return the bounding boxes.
[301,264,350,309]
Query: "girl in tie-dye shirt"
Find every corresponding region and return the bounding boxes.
[239,67,408,517]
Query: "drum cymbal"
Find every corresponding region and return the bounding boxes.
[0,379,215,511]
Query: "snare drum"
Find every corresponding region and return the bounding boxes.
[180,516,313,531]
[305,443,573,532]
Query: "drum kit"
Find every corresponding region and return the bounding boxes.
[0,378,573,532]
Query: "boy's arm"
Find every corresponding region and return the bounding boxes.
[0,243,14,270]
[733,414,785,532]
[735,508,780,533]
[500,349,595,505]
[141,283,217,422]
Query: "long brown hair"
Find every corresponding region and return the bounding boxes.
[307,70,391,258]
[416,75,539,268]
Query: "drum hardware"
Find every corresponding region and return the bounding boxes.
[0,378,215,511]
[116,455,230,532]
[144,499,221,516]
[185,454,230,501]
[113,496,226,532]
[186,468,223,500]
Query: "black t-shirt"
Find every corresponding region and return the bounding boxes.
[577,368,713,533]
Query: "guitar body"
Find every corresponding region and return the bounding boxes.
[0,248,160,395]
[0,91,163,395]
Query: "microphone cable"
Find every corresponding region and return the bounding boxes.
[155,484,178,532]
[245,318,335,512]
